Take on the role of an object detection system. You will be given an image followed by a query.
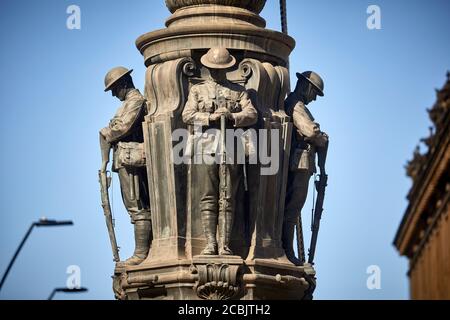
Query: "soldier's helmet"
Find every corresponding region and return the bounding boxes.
[201,47,236,69]
[104,67,133,92]
[296,71,324,97]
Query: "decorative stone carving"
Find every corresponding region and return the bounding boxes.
[145,57,197,117]
[428,74,450,131]
[406,145,425,180]
[141,58,196,262]
[408,73,450,182]
[193,257,243,300]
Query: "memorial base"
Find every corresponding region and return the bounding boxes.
[113,258,316,300]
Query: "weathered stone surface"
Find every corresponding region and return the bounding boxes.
[116,258,315,300]
[136,1,294,67]
[105,0,325,301]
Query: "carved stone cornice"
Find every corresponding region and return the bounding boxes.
[136,24,295,67]
[395,74,450,257]
[165,5,266,28]
[397,124,449,255]
[137,1,294,67]
[165,0,267,14]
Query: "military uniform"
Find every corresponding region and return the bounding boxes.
[284,92,328,224]
[282,90,328,264]
[101,89,151,224]
[182,78,258,255]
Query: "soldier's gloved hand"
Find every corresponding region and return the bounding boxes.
[216,107,231,116]
[217,107,234,121]
[100,128,109,139]
[209,113,222,122]
[210,108,232,122]
[100,161,109,173]
[315,131,329,147]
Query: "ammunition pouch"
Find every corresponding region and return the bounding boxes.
[290,147,312,172]
[117,142,146,168]
[185,130,221,157]
[241,130,257,158]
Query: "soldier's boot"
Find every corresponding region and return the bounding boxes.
[122,220,152,266]
[219,207,233,256]
[201,211,218,255]
[282,222,302,266]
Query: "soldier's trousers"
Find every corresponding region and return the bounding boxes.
[193,163,242,243]
[118,167,151,224]
[284,170,313,224]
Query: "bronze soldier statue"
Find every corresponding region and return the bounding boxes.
[283,71,329,266]
[100,67,152,266]
[182,47,258,256]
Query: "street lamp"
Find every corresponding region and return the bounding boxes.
[0,217,74,291]
[48,287,88,300]
[35,219,73,227]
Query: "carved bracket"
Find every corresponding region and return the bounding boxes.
[237,58,290,115]
[193,258,243,300]
[145,57,197,117]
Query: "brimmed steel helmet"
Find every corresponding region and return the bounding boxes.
[297,71,324,97]
[201,47,236,69]
[104,67,133,92]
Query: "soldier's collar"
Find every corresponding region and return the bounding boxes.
[293,91,307,104]
[207,77,228,85]
[125,88,140,99]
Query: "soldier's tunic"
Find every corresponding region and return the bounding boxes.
[284,92,328,223]
[182,79,258,248]
[182,79,257,128]
[101,89,151,223]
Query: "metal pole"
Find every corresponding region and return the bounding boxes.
[280,0,290,85]
[48,289,57,301]
[0,219,74,291]
[281,0,305,264]
[0,223,36,291]
[280,0,288,34]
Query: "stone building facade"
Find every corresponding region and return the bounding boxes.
[394,73,450,300]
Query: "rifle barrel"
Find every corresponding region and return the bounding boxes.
[308,175,327,265]
[99,171,121,262]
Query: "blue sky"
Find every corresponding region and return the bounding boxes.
[0,0,448,300]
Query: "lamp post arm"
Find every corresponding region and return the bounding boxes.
[48,288,88,300]
[48,289,58,301]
